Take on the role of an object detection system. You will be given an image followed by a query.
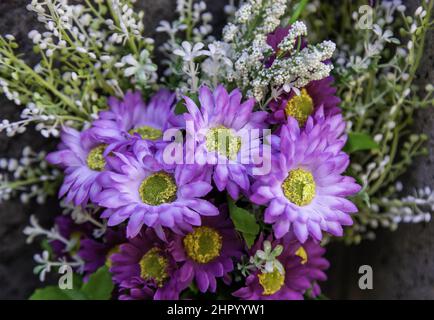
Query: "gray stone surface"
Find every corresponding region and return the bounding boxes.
[0,0,432,300]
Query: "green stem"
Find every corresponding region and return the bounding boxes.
[185,0,194,41]
[1,177,43,190]
[19,60,88,118]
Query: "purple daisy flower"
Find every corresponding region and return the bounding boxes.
[110,228,183,300]
[169,212,243,293]
[78,227,126,277]
[232,233,328,300]
[46,127,110,206]
[251,117,361,242]
[90,89,181,147]
[183,85,268,199]
[95,139,218,239]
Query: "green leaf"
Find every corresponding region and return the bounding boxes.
[29,271,87,300]
[242,233,258,248]
[63,289,89,300]
[359,190,370,207]
[81,266,114,300]
[228,198,260,248]
[174,100,188,114]
[289,0,309,24]
[174,93,199,115]
[29,286,73,300]
[343,132,379,153]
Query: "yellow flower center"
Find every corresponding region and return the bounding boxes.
[205,126,241,159]
[284,88,314,126]
[183,226,223,264]
[105,245,121,269]
[139,247,169,287]
[258,268,286,296]
[139,172,177,206]
[282,168,316,206]
[295,246,308,264]
[129,125,162,140]
[86,144,107,171]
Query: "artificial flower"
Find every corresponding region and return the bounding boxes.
[90,89,181,148]
[183,84,268,199]
[169,211,243,293]
[46,127,109,206]
[251,118,361,242]
[110,228,182,300]
[96,139,218,238]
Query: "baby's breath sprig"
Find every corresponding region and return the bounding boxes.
[221,0,335,104]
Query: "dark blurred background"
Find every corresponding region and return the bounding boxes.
[0,0,433,300]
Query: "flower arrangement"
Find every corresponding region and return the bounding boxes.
[0,0,432,300]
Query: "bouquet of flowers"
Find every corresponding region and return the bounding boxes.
[0,0,432,300]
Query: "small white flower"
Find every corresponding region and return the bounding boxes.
[173,41,207,62]
[282,82,300,95]
[121,50,157,84]
[156,20,187,35]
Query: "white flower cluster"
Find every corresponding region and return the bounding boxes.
[23,201,109,280]
[173,41,208,92]
[201,41,234,88]
[26,0,145,56]
[0,102,65,138]
[156,0,334,102]
[254,40,335,100]
[277,21,307,52]
[24,214,85,281]
[386,186,433,225]
[250,240,284,274]
[33,250,84,282]
[115,49,157,87]
[221,0,334,102]
[24,215,70,246]
[237,240,284,277]
[0,76,21,106]
[0,146,59,204]
[175,0,213,41]
[224,0,287,47]
[156,0,214,92]
[350,185,434,244]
